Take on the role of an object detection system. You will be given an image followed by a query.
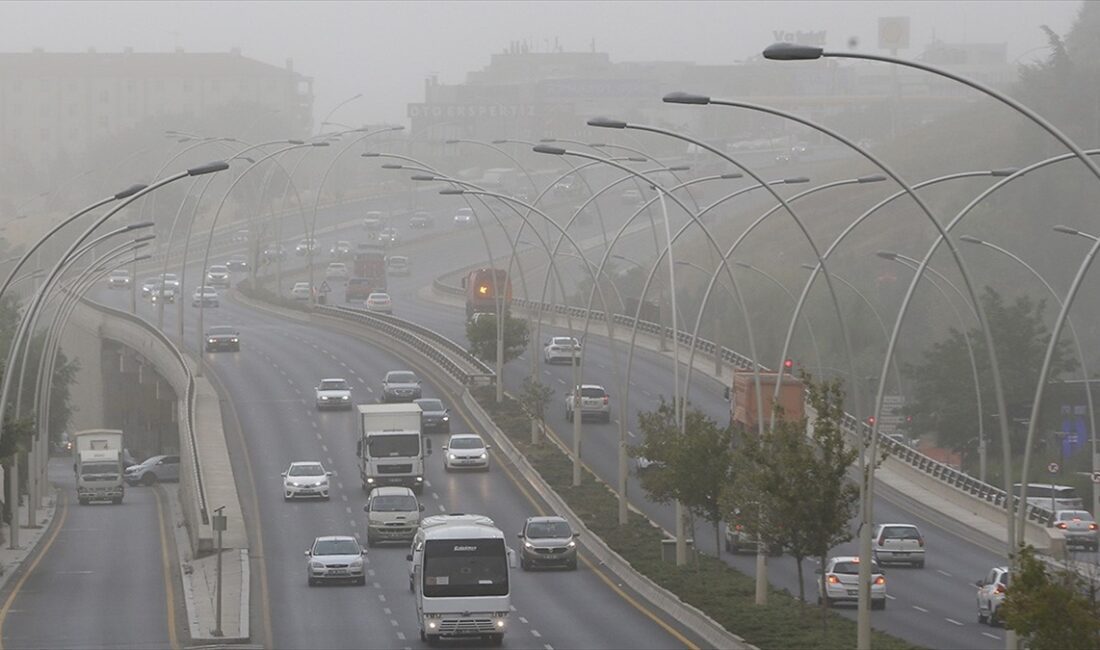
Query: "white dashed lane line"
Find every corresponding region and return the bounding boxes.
[531,630,542,638]
[884,594,896,600]
[944,618,963,626]
[519,617,528,624]
[982,632,1001,640]
[912,605,928,613]
[936,569,952,577]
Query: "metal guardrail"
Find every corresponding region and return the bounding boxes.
[78,296,210,525]
[313,304,495,387]
[434,272,1057,527]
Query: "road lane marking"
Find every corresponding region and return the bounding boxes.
[936,569,952,577]
[321,444,328,452]
[944,618,963,626]
[396,632,406,640]
[383,606,390,614]
[912,605,928,613]
[982,632,1001,640]
[519,616,528,624]
[378,594,387,602]
[153,487,180,650]
[0,490,69,650]
[531,630,542,638]
[437,504,446,512]
[390,619,399,627]
[884,594,895,600]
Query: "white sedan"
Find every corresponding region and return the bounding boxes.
[282,461,331,500]
[291,282,312,301]
[543,336,582,364]
[442,434,490,471]
[365,292,393,314]
[315,377,352,410]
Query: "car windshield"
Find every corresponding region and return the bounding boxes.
[367,434,420,457]
[288,464,324,477]
[552,338,578,346]
[580,387,606,398]
[209,266,227,273]
[1058,510,1093,521]
[832,561,879,575]
[526,521,572,539]
[369,294,390,301]
[371,495,418,512]
[881,526,920,539]
[449,437,483,450]
[386,372,416,383]
[416,399,443,412]
[313,539,360,556]
[319,380,348,391]
[208,327,236,336]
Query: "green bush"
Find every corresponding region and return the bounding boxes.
[471,386,921,650]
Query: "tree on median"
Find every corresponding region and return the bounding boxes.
[1000,544,1100,650]
[465,313,528,364]
[517,377,554,445]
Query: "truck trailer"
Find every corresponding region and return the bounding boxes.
[72,429,125,505]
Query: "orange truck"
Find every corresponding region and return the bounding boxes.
[461,268,512,320]
[728,370,805,432]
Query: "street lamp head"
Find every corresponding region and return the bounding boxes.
[287,139,305,145]
[131,254,152,264]
[858,174,887,183]
[800,263,817,271]
[444,139,461,145]
[763,42,824,61]
[312,141,330,147]
[876,250,899,261]
[958,235,984,245]
[491,139,509,145]
[410,175,437,181]
[662,91,711,105]
[386,125,405,132]
[233,156,256,164]
[361,152,380,157]
[132,234,156,244]
[380,164,404,169]
[130,242,150,252]
[1053,225,1081,235]
[783,176,811,184]
[533,144,567,156]
[991,168,1019,177]
[187,161,230,176]
[124,221,155,232]
[734,261,753,269]
[539,138,557,143]
[115,184,147,199]
[587,117,628,129]
[440,188,465,195]
[720,172,744,179]
[666,165,691,171]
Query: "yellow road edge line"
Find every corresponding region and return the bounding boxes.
[0,489,69,650]
[204,365,273,649]
[153,487,179,650]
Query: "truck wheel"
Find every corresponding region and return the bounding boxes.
[142,473,158,486]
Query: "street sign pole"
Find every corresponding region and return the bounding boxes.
[212,505,227,637]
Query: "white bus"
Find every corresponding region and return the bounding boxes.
[1013,483,1084,512]
[412,516,513,647]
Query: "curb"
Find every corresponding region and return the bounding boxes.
[460,389,753,650]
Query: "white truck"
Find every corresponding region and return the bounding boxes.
[356,403,430,494]
[412,516,513,647]
[72,429,125,505]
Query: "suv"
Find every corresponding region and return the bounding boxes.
[976,566,1010,625]
[124,455,180,486]
[872,523,925,567]
[518,516,579,570]
[306,536,365,586]
[362,486,423,547]
[566,384,611,423]
[381,370,421,402]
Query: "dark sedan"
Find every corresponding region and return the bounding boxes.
[413,398,450,434]
[204,325,240,352]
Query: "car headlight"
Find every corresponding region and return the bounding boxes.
[448,453,456,460]
[441,416,449,422]
[320,395,329,400]
[479,452,487,459]
[208,338,216,344]
[230,338,238,343]
[567,540,576,548]
[340,395,349,400]
[350,558,364,568]
[310,561,323,569]
[524,541,533,549]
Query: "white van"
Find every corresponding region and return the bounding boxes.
[1013,483,1083,511]
[363,486,423,547]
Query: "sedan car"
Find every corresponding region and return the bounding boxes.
[150,284,176,304]
[518,516,578,570]
[205,264,231,287]
[386,255,410,276]
[365,292,393,314]
[381,370,421,402]
[294,238,318,256]
[140,277,160,299]
[283,461,332,500]
[124,455,180,486]
[107,269,131,289]
[1053,509,1099,551]
[192,286,219,308]
[453,207,473,227]
[329,240,352,258]
[204,325,240,352]
[820,556,886,609]
[408,211,434,228]
[872,523,925,567]
[315,377,353,410]
[379,227,399,245]
[305,535,365,586]
[442,434,490,471]
[976,566,1010,625]
[413,398,450,434]
[225,255,248,272]
[544,336,582,365]
[325,262,349,280]
[290,282,312,301]
[566,384,610,423]
[263,244,287,261]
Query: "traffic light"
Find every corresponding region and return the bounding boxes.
[783,358,794,370]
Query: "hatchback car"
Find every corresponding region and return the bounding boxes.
[544,336,582,365]
[820,556,886,609]
[192,286,219,308]
[205,265,230,287]
[413,398,450,434]
[442,434,490,471]
[408,211,434,228]
[291,282,312,301]
[315,378,353,410]
[566,384,611,423]
[386,255,410,276]
[453,207,473,226]
[264,244,287,261]
[225,255,248,271]
[329,240,352,258]
[150,283,176,304]
[976,566,1010,625]
[381,370,421,402]
[1053,509,1099,551]
[305,535,365,586]
[283,461,332,500]
[325,262,349,280]
[140,277,160,299]
[294,238,318,256]
[107,269,131,289]
[872,523,926,567]
[518,516,579,570]
[365,292,393,314]
[204,325,240,352]
[364,210,385,231]
[124,455,180,486]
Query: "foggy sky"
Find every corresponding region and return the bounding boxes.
[3,1,1081,128]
